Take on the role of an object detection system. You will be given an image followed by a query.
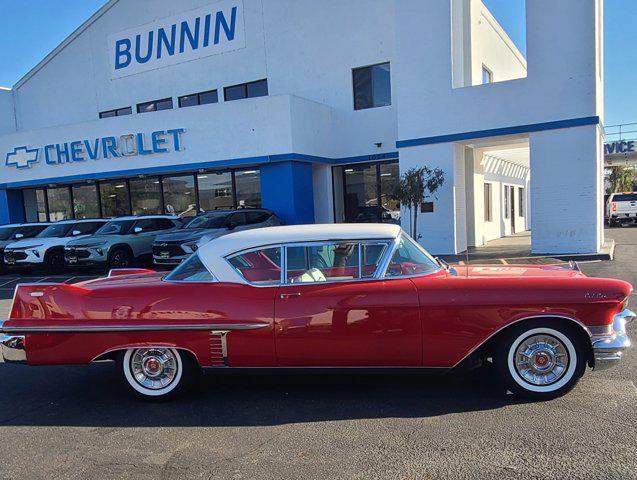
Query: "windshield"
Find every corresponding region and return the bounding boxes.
[36,223,74,238]
[95,220,135,235]
[183,213,230,229]
[612,193,637,202]
[0,226,18,241]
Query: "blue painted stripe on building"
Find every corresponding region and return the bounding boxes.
[0,151,399,189]
[395,116,601,149]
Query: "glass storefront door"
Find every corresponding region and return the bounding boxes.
[334,161,400,224]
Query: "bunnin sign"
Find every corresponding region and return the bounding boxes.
[108,0,245,79]
[5,128,185,170]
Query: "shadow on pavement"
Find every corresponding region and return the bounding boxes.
[0,363,524,427]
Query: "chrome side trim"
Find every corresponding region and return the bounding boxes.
[210,330,229,366]
[0,323,269,334]
[450,314,593,369]
[592,309,634,370]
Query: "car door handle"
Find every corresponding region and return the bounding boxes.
[280,293,301,299]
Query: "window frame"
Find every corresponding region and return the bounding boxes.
[99,107,132,119]
[178,89,219,108]
[484,183,493,222]
[137,97,173,114]
[518,187,525,217]
[482,65,494,84]
[223,237,436,287]
[223,79,268,102]
[352,62,391,111]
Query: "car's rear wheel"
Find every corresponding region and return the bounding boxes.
[494,322,587,400]
[108,247,132,269]
[120,347,197,400]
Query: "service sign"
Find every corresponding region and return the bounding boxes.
[5,129,185,170]
[108,0,245,79]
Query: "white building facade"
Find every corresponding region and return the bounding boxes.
[0,0,604,255]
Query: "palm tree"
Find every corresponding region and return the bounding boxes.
[393,166,445,240]
[607,166,637,194]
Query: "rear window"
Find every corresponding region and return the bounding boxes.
[227,247,282,285]
[612,193,637,202]
[164,252,215,282]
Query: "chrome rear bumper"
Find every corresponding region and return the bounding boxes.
[592,309,634,370]
[0,321,26,364]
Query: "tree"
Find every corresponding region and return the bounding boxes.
[393,166,445,240]
[606,166,637,194]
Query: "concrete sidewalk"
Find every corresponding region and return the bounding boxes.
[440,230,615,265]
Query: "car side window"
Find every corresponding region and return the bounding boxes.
[385,235,439,277]
[71,221,105,235]
[165,252,215,282]
[286,243,360,283]
[134,219,156,232]
[16,225,46,238]
[227,212,247,226]
[361,243,389,278]
[227,247,282,285]
[156,218,177,230]
[246,211,270,224]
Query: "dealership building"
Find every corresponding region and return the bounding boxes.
[0,0,604,255]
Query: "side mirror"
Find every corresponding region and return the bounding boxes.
[14,233,24,239]
[133,226,143,234]
[71,230,82,236]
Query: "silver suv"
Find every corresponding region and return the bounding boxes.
[64,215,182,269]
[153,209,282,266]
[0,222,51,272]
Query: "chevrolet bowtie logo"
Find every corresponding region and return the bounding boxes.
[6,146,39,169]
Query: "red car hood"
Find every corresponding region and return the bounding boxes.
[453,264,586,278]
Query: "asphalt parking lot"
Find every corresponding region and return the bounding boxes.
[0,228,636,479]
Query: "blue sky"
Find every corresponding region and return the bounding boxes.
[0,0,635,127]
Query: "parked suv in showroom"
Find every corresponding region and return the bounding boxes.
[153,209,282,266]
[3,219,107,272]
[0,222,51,272]
[64,215,182,269]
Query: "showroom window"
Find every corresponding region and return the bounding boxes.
[224,79,268,102]
[178,89,218,108]
[353,62,391,110]
[484,183,493,222]
[333,160,400,224]
[99,107,132,119]
[130,177,162,215]
[235,169,262,208]
[137,97,173,113]
[72,184,100,219]
[23,188,48,222]
[47,187,73,221]
[163,174,197,216]
[100,181,131,217]
[518,187,525,216]
[198,171,233,210]
[504,185,511,219]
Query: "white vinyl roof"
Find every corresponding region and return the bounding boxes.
[200,223,402,283]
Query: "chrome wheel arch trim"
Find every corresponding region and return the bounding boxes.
[91,344,202,365]
[451,314,593,370]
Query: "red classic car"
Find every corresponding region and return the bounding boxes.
[0,224,633,400]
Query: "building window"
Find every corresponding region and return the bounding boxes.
[99,181,130,217]
[137,97,173,114]
[178,89,218,108]
[484,183,492,222]
[72,184,99,219]
[99,107,132,119]
[335,161,400,224]
[23,188,48,222]
[163,174,197,217]
[482,65,493,84]
[353,62,391,110]
[198,171,233,210]
[224,79,268,102]
[518,187,525,217]
[130,177,162,215]
[47,187,73,221]
[234,169,262,208]
[504,185,510,219]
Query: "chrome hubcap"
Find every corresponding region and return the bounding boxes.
[130,348,178,390]
[514,335,569,386]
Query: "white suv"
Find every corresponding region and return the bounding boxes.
[607,192,637,227]
[3,219,107,272]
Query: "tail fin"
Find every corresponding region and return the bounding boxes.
[9,283,89,320]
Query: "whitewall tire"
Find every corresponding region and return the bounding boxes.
[495,322,587,400]
[120,347,196,400]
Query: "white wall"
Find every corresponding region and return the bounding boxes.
[0,88,16,135]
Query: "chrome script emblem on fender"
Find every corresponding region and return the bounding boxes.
[584,292,608,300]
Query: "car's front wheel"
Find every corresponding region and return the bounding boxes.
[120,347,197,400]
[108,247,132,269]
[494,322,587,400]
